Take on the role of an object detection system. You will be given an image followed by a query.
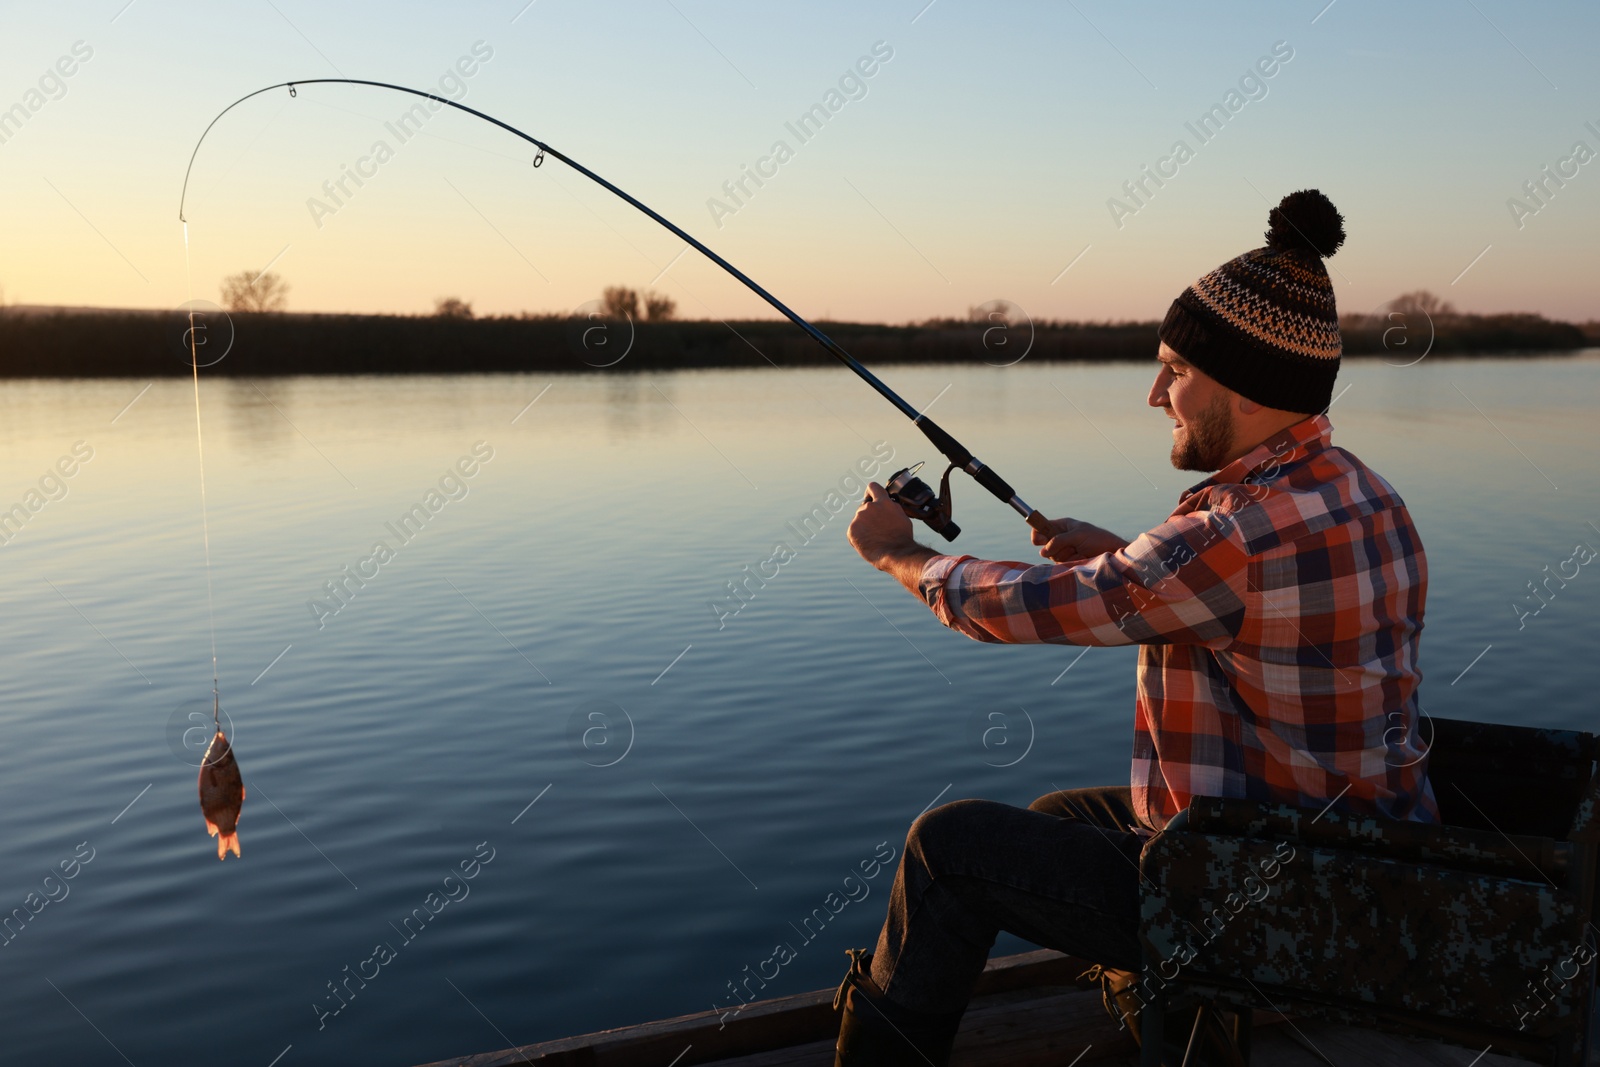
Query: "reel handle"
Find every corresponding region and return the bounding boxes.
[884,463,961,542]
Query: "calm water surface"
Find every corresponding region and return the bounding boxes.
[0,355,1596,1065]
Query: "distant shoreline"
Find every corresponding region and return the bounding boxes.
[0,307,1592,378]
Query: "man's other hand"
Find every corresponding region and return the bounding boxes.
[848,482,916,568]
[1030,517,1127,563]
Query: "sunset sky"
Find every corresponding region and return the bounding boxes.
[1,0,1596,324]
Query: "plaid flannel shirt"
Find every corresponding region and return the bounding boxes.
[919,414,1439,830]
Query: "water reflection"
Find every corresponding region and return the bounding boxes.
[0,356,1593,1066]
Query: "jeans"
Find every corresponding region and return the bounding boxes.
[869,786,1147,1015]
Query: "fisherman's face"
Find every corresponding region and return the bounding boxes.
[1148,343,1236,472]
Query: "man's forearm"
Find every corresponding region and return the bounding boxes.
[869,541,941,599]
[847,482,944,600]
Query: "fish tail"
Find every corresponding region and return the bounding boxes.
[217,832,240,860]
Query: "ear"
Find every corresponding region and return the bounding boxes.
[1236,395,1264,416]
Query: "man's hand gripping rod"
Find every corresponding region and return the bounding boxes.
[178,78,1048,541]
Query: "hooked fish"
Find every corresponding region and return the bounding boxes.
[198,729,245,860]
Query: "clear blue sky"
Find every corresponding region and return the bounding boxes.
[1,0,1595,323]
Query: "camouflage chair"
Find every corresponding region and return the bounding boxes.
[1134,717,1599,1067]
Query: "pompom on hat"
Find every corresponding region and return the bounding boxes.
[1158,189,1346,415]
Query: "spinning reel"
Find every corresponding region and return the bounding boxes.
[885,462,961,542]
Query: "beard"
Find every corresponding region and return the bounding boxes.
[1170,392,1235,472]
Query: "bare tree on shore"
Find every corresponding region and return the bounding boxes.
[601,286,676,322]
[643,291,676,322]
[1389,290,1456,319]
[434,297,474,319]
[220,270,290,313]
[601,286,640,320]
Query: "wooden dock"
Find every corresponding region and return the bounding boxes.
[413,949,1541,1067]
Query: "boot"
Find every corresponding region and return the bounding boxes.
[1079,964,1245,1067]
[1080,964,1145,1038]
[833,948,965,1067]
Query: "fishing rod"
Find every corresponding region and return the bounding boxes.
[179,79,1052,542]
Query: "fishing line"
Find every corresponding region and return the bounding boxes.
[181,222,223,728]
[180,79,1050,534]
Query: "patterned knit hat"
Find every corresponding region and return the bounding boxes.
[1158,189,1346,414]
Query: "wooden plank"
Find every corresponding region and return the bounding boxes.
[412,950,1550,1067]
[947,986,1136,1067]
[570,987,1135,1067]
[547,991,1314,1067]
[1249,1019,1539,1067]
[412,950,1098,1067]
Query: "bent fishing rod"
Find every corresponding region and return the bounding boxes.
[179,79,1051,542]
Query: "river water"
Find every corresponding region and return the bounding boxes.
[0,354,1595,1065]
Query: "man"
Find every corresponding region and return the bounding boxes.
[833,190,1437,1065]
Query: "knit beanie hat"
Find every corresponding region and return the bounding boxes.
[1158,189,1346,415]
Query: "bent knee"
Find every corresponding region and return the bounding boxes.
[907,798,1010,860]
